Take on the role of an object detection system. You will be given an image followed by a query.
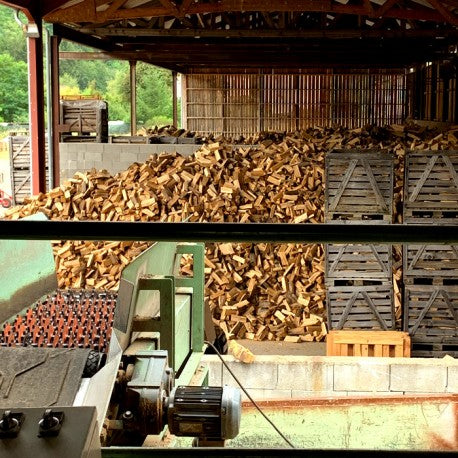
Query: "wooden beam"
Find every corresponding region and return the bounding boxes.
[80,26,458,39]
[52,23,123,52]
[59,51,116,59]
[427,0,458,25]
[44,0,172,22]
[159,0,179,16]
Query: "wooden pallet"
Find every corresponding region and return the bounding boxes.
[326,243,392,282]
[327,330,410,357]
[404,285,458,357]
[325,150,394,223]
[404,150,458,224]
[327,285,395,330]
[403,244,458,284]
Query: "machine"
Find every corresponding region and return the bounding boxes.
[0,215,241,457]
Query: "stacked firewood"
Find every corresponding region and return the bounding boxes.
[4,124,458,341]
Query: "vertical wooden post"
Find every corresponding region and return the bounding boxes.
[172,71,178,127]
[50,35,61,187]
[27,21,46,195]
[130,60,137,136]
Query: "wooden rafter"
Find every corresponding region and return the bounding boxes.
[427,0,458,25]
[81,26,458,37]
[42,0,450,23]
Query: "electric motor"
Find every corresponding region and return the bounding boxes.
[167,386,241,441]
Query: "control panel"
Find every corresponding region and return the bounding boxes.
[0,406,100,458]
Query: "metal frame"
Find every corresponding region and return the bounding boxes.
[0,221,456,244]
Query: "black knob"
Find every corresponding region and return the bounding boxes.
[38,409,64,437]
[0,411,24,439]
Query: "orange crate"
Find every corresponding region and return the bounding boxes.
[326,330,410,357]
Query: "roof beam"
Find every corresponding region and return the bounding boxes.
[427,0,458,25]
[51,22,123,51]
[81,26,458,38]
[43,0,448,24]
[44,0,172,22]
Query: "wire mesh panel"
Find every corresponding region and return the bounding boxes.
[185,71,406,136]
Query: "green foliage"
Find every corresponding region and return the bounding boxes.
[106,62,173,125]
[0,4,175,126]
[0,5,27,62]
[0,53,28,122]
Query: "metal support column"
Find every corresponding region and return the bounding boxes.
[130,60,137,136]
[172,71,178,127]
[50,35,61,187]
[27,21,46,195]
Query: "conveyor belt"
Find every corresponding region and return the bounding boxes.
[0,289,117,352]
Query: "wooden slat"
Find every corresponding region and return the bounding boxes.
[326,330,411,357]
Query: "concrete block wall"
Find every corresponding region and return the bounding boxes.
[59,143,201,182]
[203,355,458,401]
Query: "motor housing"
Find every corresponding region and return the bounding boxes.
[167,385,241,441]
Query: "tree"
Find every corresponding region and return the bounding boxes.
[0,5,27,62]
[105,62,173,126]
[0,53,28,122]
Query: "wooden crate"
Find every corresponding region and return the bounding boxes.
[327,285,395,330]
[8,136,50,205]
[60,99,108,143]
[403,244,458,285]
[404,285,458,357]
[326,243,392,284]
[326,330,410,357]
[8,136,49,170]
[404,150,458,224]
[325,150,394,223]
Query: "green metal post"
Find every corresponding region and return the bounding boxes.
[175,243,205,352]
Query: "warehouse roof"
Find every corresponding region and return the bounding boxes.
[2,0,458,71]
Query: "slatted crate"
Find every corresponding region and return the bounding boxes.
[8,136,50,205]
[326,330,410,357]
[326,243,393,285]
[404,285,458,357]
[327,285,395,331]
[60,99,108,143]
[403,244,458,285]
[325,150,394,223]
[403,150,458,224]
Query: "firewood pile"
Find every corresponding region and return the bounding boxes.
[4,123,458,342]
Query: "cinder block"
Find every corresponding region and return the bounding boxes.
[221,360,277,390]
[334,361,390,392]
[390,364,447,393]
[277,361,333,392]
[68,160,78,170]
[446,366,458,393]
[85,143,104,153]
[291,390,338,399]
[85,151,102,162]
[92,161,104,171]
[121,152,138,164]
[204,360,223,386]
[138,152,152,163]
[241,389,291,402]
[83,161,96,171]
[117,161,133,172]
[110,151,121,163]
